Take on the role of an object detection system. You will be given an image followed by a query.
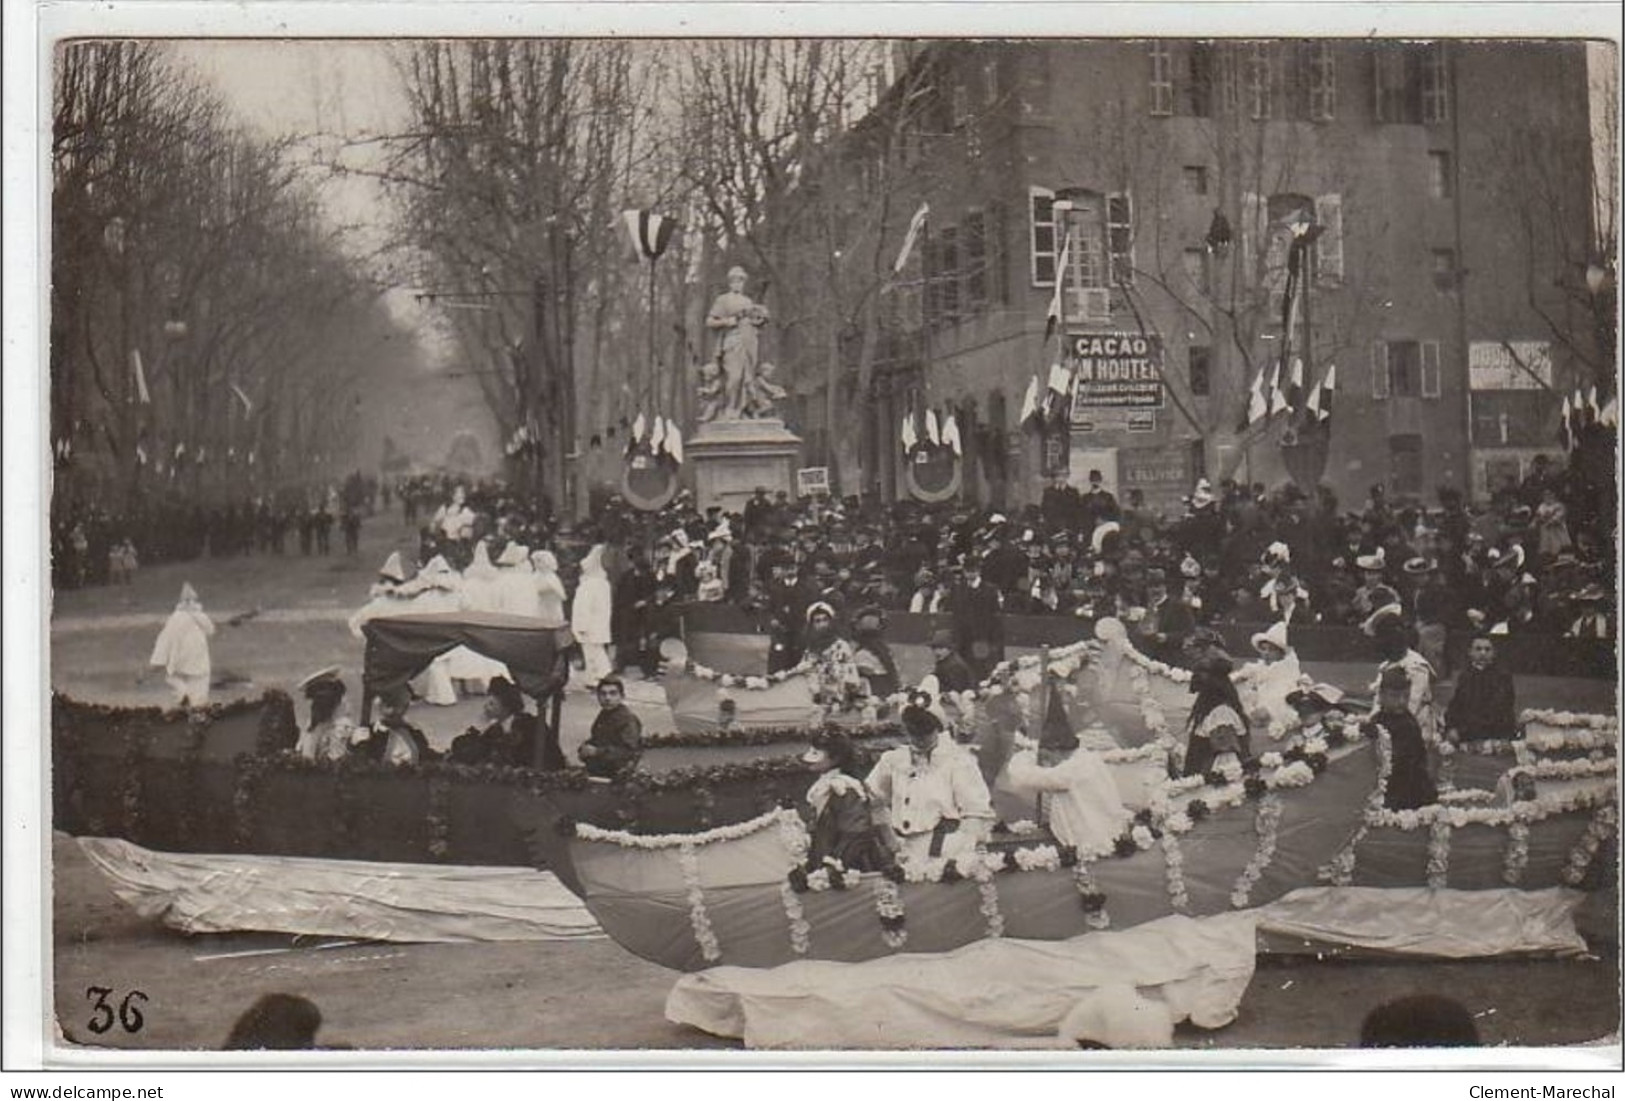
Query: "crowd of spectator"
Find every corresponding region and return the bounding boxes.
[51,471,382,589]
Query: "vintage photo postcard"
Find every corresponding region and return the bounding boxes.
[7,0,1622,1081]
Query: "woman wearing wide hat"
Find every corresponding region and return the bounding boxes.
[1181,655,1252,777]
[1236,621,1302,735]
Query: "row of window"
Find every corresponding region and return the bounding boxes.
[1146,41,1451,125]
[1175,341,1445,400]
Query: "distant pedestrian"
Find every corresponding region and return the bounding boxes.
[571,544,614,689]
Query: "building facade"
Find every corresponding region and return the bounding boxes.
[790,39,1603,514]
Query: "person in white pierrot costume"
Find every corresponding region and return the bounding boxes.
[401,555,461,705]
[494,542,542,619]
[348,551,415,639]
[865,688,995,867]
[448,539,508,693]
[571,544,616,689]
[146,582,215,706]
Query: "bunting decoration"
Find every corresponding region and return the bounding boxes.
[1245,365,1269,427]
[901,412,919,453]
[1305,363,1337,423]
[1045,363,1074,423]
[230,382,254,416]
[924,409,941,447]
[1559,394,1575,451]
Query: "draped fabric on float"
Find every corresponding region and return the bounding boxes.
[362,613,575,701]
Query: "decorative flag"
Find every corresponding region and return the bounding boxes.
[631,412,647,443]
[1600,394,1618,429]
[1269,361,1289,415]
[900,413,918,453]
[1587,386,1600,421]
[1286,358,1305,410]
[941,412,962,457]
[893,202,931,275]
[1044,226,1071,344]
[1046,363,1073,423]
[924,409,940,447]
[136,444,147,466]
[665,420,684,465]
[649,415,667,456]
[131,349,150,405]
[1559,394,1574,451]
[1573,389,1587,428]
[1018,375,1041,428]
[1245,366,1268,426]
[175,441,186,459]
[230,382,253,416]
[622,210,677,261]
[1317,363,1337,421]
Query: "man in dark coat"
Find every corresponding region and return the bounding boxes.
[1041,475,1083,535]
[766,558,818,673]
[949,560,1005,681]
[612,550,656,675]
[1135,568,1196,666]
[579,677,643,779]
[1078,469,1120,539]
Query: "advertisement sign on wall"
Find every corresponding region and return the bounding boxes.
[1067,333,1166,416]
[1118,442,1195,514]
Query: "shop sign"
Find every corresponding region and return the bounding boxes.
[1469,341,1552,391]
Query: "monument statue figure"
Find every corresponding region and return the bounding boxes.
[740,360,787,419]
[705,265,771,420]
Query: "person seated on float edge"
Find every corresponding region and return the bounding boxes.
[1180,654,1253,779]
[1442,633,1518,744]
[579,676,643,780]
[1235,620,1302,735]
[850,604,901,699]
[1366,665,1438,811]
[1358,994,1479,1048]
[295,666,358,762]
[929,628,977,694]
[800,731,894,874]
[449,675,536,766]
[357,687,436,767]
[865,692,995,867]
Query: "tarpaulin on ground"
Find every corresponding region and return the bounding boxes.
[362,613,574,700]
[664,911,1259,1049]
[1254,886,1590,958]
[77,837,602,943]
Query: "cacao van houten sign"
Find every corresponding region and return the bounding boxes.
[1066,333,1166,415]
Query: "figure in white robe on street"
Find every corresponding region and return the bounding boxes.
[531,550,568,629]
[1003,687,1130,857]
[494,542,542,619]
[147,582,215,706]
[1234,620,1303,737]
[571,544,615,688]
[448,540,508,691]
[348,552,415,640]
[402,555,460,705]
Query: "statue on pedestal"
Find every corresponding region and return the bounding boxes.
[703,266,773,421]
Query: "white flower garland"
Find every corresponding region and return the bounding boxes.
[1368,784,1617,831]
[576,806,793,850]
[1502,820,1531,886]
[1509,757,1618,782]
[1161,831,1190,912]
[1013,844,1062,872]
[1318,823,1369,887]
[872,877,908,948]
[1521,709,1619,732]
[777,809,811,864]
[1426,820,1452,888]
[1562,804,1620,886]
[1230,794,1284,909]
[1005,819,1041,837]
[779,880,812,955]
[974,863,1005,939]
[678,842,722,962]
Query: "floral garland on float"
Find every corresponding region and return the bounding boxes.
[1455,710,1619,759]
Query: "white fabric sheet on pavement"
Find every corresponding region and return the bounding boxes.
[664,911,1260,1049]
[1253,885,1591,958]
[77,838,603,943]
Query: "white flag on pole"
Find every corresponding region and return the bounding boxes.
[900,413,918,453]
[941,412,962,456]
[131,349,151,405]
[924,409,940,446]
[893,203,930,274]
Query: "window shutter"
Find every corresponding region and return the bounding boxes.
[1420,340,1442,398]
[1314,193,1344,284]
[1240,192,1263,286]
[1108,190,1135,287]
[1030,185,1057,286]
[1372,341,1390,400]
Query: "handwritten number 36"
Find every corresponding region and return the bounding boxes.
[85,987,147,1034]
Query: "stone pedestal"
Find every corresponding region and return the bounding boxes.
[686,418,803,514]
